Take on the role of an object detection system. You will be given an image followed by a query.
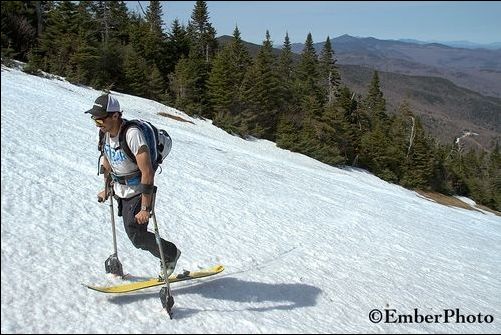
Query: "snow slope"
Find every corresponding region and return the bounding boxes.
[1,66,500,333]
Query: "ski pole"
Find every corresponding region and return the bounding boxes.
[150,186,174,319]
[103,179,123,277]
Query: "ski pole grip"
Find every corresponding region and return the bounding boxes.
[150,186,158,212]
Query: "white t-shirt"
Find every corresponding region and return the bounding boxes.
[104,127,148,198]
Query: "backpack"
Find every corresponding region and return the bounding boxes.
[98,119,172,174]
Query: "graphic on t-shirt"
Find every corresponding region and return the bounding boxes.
[104,143,126,167]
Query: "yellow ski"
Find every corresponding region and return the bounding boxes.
[85,265,224,294]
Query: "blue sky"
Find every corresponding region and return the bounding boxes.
[127,1,501,45]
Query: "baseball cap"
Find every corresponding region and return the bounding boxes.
[85,94,121,118]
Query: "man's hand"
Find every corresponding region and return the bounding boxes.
[97,189,108,203]
[135,210,150,224]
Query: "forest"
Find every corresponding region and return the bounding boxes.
[2,1,499,211]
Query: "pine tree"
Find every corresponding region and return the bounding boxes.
[359,121,400,183]
[172,1,217,117]
[142,0,170,89]
[148,64,166,102]
[170,53,208,116]
[145,0,164,35]
[170,56,191,109]
[276,111,303,152]
[337,87,368,164]
[1,1,38,61]
[318,36,341,106]
[399,112,435,189]
[487,143,501,210]
[207,44,235,123]
[144,1,166,58]
[35,2,96,77]
[86,1,129,90]
[240,30,281,140]
[124,45,148,97]
[294,33,321,102]
[187,0,218,63]
[277,32,295,111]
[366,70,387,123]
[318,103,352,164]
[277,32,294,85]
[229,26,252,87]
[298,95,324,155]
[166,18,190,74]
[208,25,251,132]
[386,101,414,180]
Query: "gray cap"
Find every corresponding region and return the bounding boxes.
[85,94,121,118]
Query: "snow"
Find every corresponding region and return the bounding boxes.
[1,65,500,333]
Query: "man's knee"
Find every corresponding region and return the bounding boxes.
[127,230,148,250]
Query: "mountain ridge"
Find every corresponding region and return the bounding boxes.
[290,34,501,99]
[217,35,500,150]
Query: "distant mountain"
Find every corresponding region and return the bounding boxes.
[217,35,500,150]
[217,35,283,58]
[291,34,501,99]
[398,39,501,50]
[338,64,501,151]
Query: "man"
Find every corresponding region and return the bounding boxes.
[85,94,180,278]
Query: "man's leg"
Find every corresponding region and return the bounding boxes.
[121,195,178,260]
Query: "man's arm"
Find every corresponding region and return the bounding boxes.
[135,146,154,222]
[98,156,112,202]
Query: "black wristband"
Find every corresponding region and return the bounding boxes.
[140,183,154,194]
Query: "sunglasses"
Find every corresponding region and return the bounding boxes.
[91,115,110,125]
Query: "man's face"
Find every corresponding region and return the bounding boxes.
[92,113,114,131]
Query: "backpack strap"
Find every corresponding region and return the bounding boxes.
[97,129,106,175]
[118,119,158,171]
[118,119,137,164]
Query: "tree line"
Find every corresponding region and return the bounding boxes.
[2,1,499,211]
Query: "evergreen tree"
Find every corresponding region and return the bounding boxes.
[487,143,501,210]
[208,26,251,132]
[145,0,164,35]
[337,87,368,165]
[170,56,192,109]
[278,32,294,82]
[277,32,295,111]
[294,33,321,102]
[35,1,83,76]
[240,30,281,140]
[86,1,129,90]
[289,33,328,161]
[172,1,216,117]
[318,36,341,106]
[297,95,324,155]
[1,1,39,61]
[123,45,148,97]
[399,113,435,189]
[359,121,400,183]
[165,19,190,76]
[143,1,170,89]
[187,0,218,63]
[318,103,353,164]
[229,26,252,87]
[386,101,414,180]
[170,53,208,116]
[276,110,303,152]
[148,64,167,102]
[207,44,235,125]
[275,32,299,151]
[365,70,387,123]
[144,1,166,60]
